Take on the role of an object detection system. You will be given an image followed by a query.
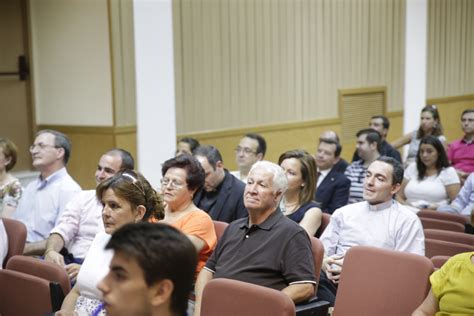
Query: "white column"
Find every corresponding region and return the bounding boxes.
[133,0,176,187]
[403,0,428,140]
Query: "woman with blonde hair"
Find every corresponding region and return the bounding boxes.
[278,149,322,236]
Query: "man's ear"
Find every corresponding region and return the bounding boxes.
[56,147,65,161]
[256,153,264,161]
[216,160,224,170]
[390,183,401,196]
[274,190,283,203]
[149,279,174,308]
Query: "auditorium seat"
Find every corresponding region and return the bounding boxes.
[424,229,474,246]
[425,238,474,258]
[315,213,331,238]
[0,269,53,316]
[201,278,296,316]
[6,255,71,299]
[213,220,229,241]
[419,217,465,233]
[430,255,450,269]
[333,246,433,316]
[417,209,469,225]
[2,218,27,268]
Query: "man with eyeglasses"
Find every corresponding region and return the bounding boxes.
[12,130,82,255]
[193,145,247,223]
[231,133,266,183]
[42,149,134,282]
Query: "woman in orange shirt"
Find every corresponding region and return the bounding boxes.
[160,155,217,276]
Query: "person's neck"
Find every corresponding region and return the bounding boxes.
[248,207,276,226]
[39,164,63,180]
[425,166,438,176]
[284,190,299,205]
[464,132,473,142]
[0,169,10,185]
[239,166,251,178]
[166,200,193,214]
[363,153,380,167]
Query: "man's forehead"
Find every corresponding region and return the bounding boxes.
[319,141,336,152]
[240,137,258,148]
[100,154,122,167]
[249,167,273,181]
[35,132,54,143]
[368,161,392,177]
[196,155,212,170]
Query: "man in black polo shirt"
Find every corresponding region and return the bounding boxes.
[194,161,316,315]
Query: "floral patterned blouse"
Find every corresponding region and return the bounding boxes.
[0,178,23,214]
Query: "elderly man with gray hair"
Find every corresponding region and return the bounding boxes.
[194,161,316,316]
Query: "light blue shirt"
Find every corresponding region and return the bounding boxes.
[13,168,81,242]
[440,173,474,216]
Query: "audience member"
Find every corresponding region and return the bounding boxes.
[319,130,348,173]
[447,109,474,181]
[318,157,425,305]
[176,137,200,156]
[231,133,266,182]
[58,170,164,315]
[194,161,316,316]
[314,138,350,214]
[98,223,198,316]
[0,219,7,268]
[13,130,81,255]
[160,155,217,275]
[392,105,446,164]
[438,173,474,216]
[44,149,134,281]
[278,150,322,236]
[412,252,474,316]
[345,128,381,203]
[193,145,247,223]
[0,138,22,217]
[352,115,401,162]
[397,136,460,211]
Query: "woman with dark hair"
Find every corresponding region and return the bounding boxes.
[278,150,322,236]
[0,138,22,217]
[392,105,446,164]
[58,170,164,315]
[397,136,460,211]
[160,155,216,276]
[176,137,200,156]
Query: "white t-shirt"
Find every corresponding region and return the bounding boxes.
[404,163,460,208]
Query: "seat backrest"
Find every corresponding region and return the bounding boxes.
[309,236,324,286]
[333,246,434,316]
[2,218,27,268]
[419,217,465,233]
[430,255,451,269]
[201,278,296,316]
[213,220,229,241]
[417,210,468,225]
[425,238,474,258]
[6,255,71,296]
[0,269,52,316]
[315,213,331,238]
[424,229,474,246]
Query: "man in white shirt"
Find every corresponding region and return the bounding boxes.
[318,156,425,305]
[231,133,266,182]
[13,130,82,255]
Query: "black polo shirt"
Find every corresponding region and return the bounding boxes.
[205,210,316,290]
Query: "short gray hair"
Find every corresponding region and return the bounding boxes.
[249,161,288,194]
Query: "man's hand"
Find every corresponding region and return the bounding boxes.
[65,263,81,283]
[44,250,65,266]
[325,255,344,284]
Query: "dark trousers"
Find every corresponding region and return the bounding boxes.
[316,270,338,306]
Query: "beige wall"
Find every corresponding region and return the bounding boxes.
[173,0,406,134]
[427,0,474,98]
[29,0,113,126]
